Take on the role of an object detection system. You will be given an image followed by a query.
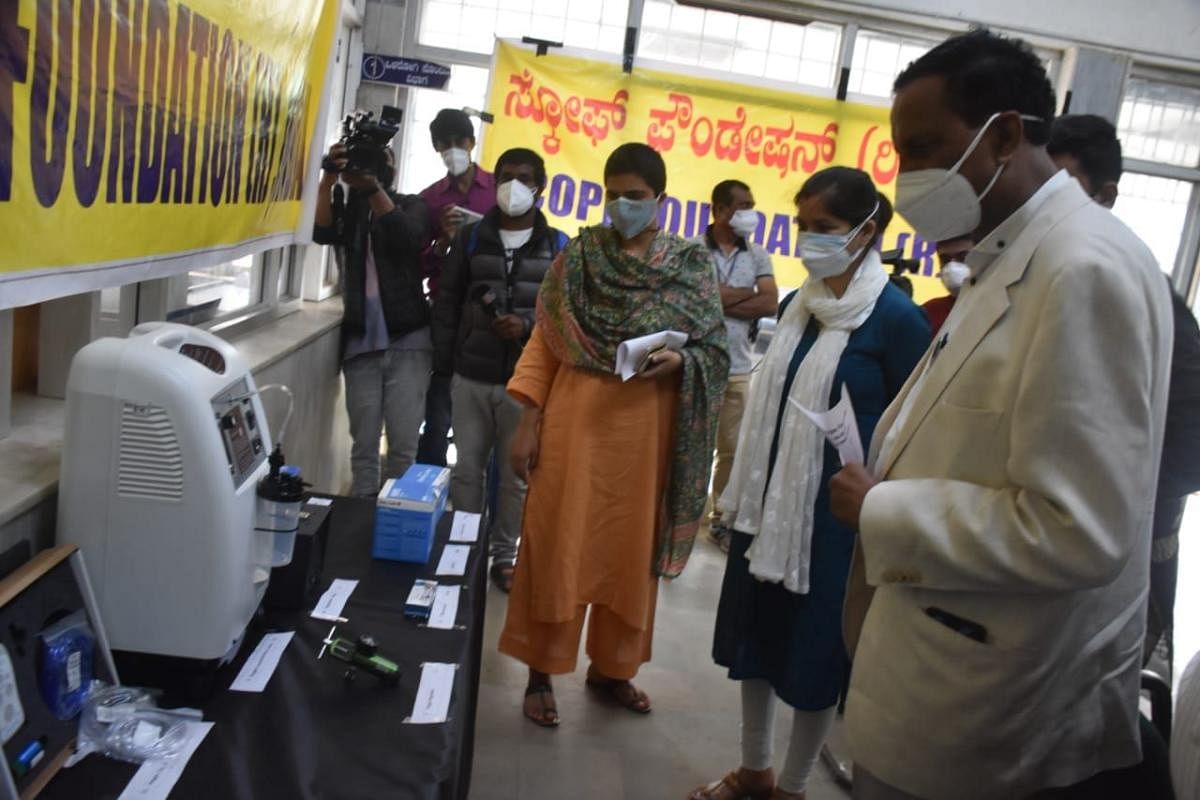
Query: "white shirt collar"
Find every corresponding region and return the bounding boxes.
[965,169,1070,275]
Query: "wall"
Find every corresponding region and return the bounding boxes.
[0,317,352,558]
[252,324,353,495]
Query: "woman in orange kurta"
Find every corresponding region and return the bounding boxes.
[501,144,729,727]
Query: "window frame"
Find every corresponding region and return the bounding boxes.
[636,0,847,94]
[1118,67,1200,299]
[413,0,631,62]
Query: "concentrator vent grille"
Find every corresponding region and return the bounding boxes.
[118,403,184,501]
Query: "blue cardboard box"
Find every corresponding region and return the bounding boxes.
[373,465,450,563]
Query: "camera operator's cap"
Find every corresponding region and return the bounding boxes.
[430,109,475,146]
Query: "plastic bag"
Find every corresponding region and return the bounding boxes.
[75,683,197,764]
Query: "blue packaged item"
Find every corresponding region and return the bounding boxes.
[373,465,450,563]
[38,610,95,721]
[404,580,437,620]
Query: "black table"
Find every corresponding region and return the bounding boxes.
[42,497,488,800]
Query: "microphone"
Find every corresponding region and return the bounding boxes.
[462,106,495,124]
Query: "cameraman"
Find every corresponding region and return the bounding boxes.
[313,141,432,497]
[431,148,565,593]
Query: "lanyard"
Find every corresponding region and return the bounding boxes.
[715,248,741,285]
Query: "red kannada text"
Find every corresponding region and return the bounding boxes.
[503,69,628,155]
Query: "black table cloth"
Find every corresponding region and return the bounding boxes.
[42,496,487,800]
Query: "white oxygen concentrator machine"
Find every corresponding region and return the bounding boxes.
[57,322,279,664]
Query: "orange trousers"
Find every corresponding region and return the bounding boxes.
[498,581,659,680]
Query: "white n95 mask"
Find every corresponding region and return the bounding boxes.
[729,209,759,239]
[939,261,970,294]
[441,147,471,177]
[797,201,877,279]
[496,180,535,217]
[895,112,1043,242]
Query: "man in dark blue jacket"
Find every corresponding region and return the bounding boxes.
[432,148,566,592]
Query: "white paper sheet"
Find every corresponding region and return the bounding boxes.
[435,545,470,577]
[229,632,294,692]
[406,663,457,724]
[789,384,864,466]
[311,579,359,621]
[428,586,462,630]
[449,511,481,543]
[117,721,214,800]
[306,497,333,507]
[614,330,688,381]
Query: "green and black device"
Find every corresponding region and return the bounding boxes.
[317,627,400,685]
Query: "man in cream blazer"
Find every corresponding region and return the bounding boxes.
[831,31,1174,800]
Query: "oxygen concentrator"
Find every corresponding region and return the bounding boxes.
[57,322,277,664]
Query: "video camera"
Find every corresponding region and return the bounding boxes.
[880,248,922,299]
[323,105,404,178]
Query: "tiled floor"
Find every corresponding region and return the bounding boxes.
[468,532,850,800]
[468,497,1200,799]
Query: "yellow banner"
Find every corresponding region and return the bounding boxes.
[0,0,337,283]
[482,41,943,301]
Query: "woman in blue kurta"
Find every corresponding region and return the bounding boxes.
[691,167,930,800]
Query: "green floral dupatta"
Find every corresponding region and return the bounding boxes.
[536,225,729,577]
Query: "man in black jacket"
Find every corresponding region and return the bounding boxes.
[313,141,432,497]
[1050,114,1200,676]
[432,148,566,591]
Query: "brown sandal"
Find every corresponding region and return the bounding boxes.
[585,674,652,714]
[523,683,559,728]
[688,770,774,800]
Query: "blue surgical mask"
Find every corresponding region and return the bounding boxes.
[607,196,660,240]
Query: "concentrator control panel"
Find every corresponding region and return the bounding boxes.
[211,378,267,488]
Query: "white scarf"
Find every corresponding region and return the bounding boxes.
[718,250,889,593]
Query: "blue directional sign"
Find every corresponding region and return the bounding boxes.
[361,54,452,89]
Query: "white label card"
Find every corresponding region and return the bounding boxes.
[428,586,461,630]
[66,651,81,691]
[118,721,214,800]
[406,663,457,724]
[229,632,294,692]
[435,545,470,577]
[311,578,359,621]
[306,497,333,507]
[449,511,481,543]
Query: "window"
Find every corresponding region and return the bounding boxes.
[397,64,491,195]
[276,248,300,301]
[1119,78,1200,169]
[1113,174,1193,274]
[846,29,934,98]
[1113,75,1200,291]
[166,255,263,326]
[419,0,629,56]
[845,32,1059,101]
[638,0,842,89]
